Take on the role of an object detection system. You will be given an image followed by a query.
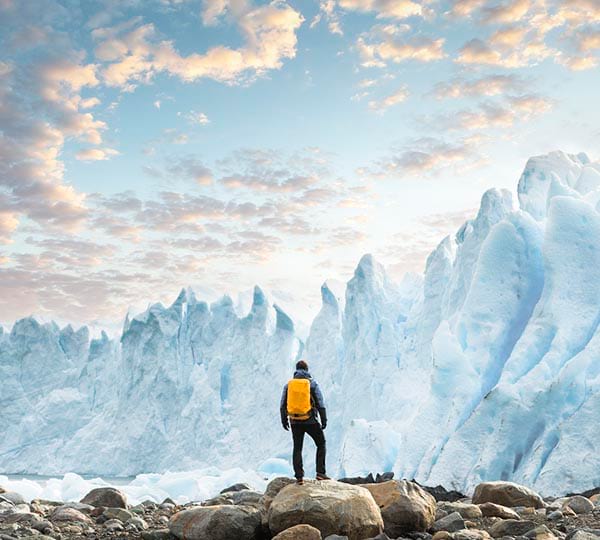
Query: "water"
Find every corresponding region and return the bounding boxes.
[4,473,135,487]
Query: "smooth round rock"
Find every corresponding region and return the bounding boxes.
[563,496,594,515]
[169,504,262,540]
[273,524,322,540]
[80,487,127,509]
[268,480,383,540]
[472,482,545,509]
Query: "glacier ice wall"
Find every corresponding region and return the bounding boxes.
[1,151,600,495]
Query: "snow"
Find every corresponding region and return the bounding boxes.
[0,468,276,505]
[1,150,600,496]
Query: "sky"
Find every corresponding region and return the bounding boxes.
[0,0,599,331]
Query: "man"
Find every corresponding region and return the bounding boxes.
[280,360,330,484]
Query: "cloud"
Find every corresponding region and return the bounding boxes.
[76,147,119,161]
[178,110,210,125]
[339,0,423,19]
[481,0,532,24]
[311,0,343,35]
[433,74,525,99]
[456,37,553,68]
[358,27,446,67]
[368,85,409,112]
[165,156,214,185]
[94,1,304,88]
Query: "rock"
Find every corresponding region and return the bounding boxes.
[564,496,595,515]
[59,502,94,513]
[220,483,251,494]
[258,477,298,529]
[142,529,175,540]
[103,507,134,521]
[439,502,483,519]
[362,480,436,536]
[324,536,350,540]
[432,512,466,533]
[80,487,127,509]
[454,530,493,540]
[562,506,576,517]
[417,483,467,503]
[104,518,124,531]
[268,480,383,540]
[489,520,537,538]
[126,516,148,530]
[231,490,263,506]
[366,534,391,540]
[547,511,563,521]
[376,473,395,483]
[339,474,376,485]
[472,482,545,509]
[0,493,25,505]
[524,526,557,540]
[590,495,600,504]
[273,524,322,540]
[432,533,453,540]
[50,506,92,523]
[478,502,521,520]
[169,505,262,540]
[567,531,600,540]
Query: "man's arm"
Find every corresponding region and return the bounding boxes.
[311,381,327,429]
[280,384,289,430]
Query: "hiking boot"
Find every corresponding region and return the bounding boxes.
[316,473,330,480]
[296,478,304,485]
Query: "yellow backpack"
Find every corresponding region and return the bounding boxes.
[287,379,312,421]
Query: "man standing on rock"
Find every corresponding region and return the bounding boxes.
[280,360,329,484]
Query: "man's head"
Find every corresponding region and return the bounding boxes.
[296,360,308,371]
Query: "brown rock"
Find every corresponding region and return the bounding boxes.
[563,496,594,515]
[362,480,436,537]
[272,524,322,540]
[472,482,544,509]
[478,502,520,520]
[50,506,92,524]
[439,502,483,519]
[80,487,128,509]
[268,480,383,540]
[169,504,262,540]
[454,530,493,540]
[524,525,557,540]
[489,519,536,538]
[432,532,453,540]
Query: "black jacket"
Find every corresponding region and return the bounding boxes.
[280,369,327,426]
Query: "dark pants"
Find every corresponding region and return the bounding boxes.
[291,422,326,479]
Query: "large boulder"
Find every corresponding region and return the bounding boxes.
[472,482,545,509]
[563,496,595,514]
[80,487,128,509]
[273,524,322,539]
[362,480,436,536]
[438,502,482,519]
[268,480,383,540]
[169,505,261,540]
[259,477,296,530]
[489,519,536,538]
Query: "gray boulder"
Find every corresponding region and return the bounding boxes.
[169,504,262,540]
[50,506,92,523]
[220,483,251,494]
[489,520,537,538]
[268,480,383,540]
[0,493,25,505]
[439,502,482,519]
[273,524,322,539]
[362,480,436,536]
[80,487,127,509]
[432,512,466,533]
[563,496,595,515]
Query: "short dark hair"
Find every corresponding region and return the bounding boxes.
[296,360,308,371]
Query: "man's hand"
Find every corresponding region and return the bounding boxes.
[321,420,327,430]
[282,420,289,431]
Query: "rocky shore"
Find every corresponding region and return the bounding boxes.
[1,478,599,540]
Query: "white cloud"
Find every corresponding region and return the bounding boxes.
[368,85,409,112]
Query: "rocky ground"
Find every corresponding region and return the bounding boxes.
[1,478,599,540]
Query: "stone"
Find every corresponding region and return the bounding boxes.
[432,512,466,533]
[478,503,521,520]
[80,487,127,509]
[524,526,557,540]
[489,520,537,538]
[220,483,251,494]
[564,496,595,515]
[362,480,436,537]
[230,490,263,506]
[103,507,134,521]
[567,531,600,540]
[126,516,148,530]
[547,511,563,521]
[432,533,453,540]
[562,507,577,517]
[472,483,545,509]
[268,480,383,540]
[258,477,300,529]
[141,529,175,540]
[59,502,94,513]
[0,493,25,506]
[454,530,493,540]
[419,484,467,503]
[104,518,124,531]
[439,502,483,519]
[50,506,92,523]
[324,536,350,540]
[169,505,262,540]
[590,495,600,504]
[272,524,323,540]
[339,474,376,485]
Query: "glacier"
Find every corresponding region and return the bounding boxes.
[1,150,600,496]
